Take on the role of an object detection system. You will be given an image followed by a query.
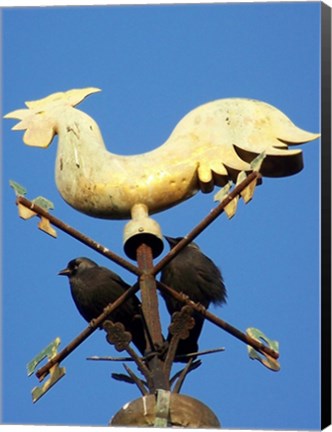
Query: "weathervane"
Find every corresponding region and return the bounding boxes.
[6,88,319,427]
[5,88,319,257]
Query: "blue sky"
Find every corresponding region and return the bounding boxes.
[1,2,322,429]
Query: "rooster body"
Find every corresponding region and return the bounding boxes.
[5,88,319,220]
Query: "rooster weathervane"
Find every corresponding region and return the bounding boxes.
[5,87,320,426]
[5,87,319,257]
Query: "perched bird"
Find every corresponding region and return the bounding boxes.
[160,237,227,360]
[59,257,146,355]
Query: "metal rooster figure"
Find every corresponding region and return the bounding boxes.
[6,88,320,427]
[5,88,319,256]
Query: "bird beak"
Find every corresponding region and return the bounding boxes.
[58,268,70,276]
[164,236,177,247]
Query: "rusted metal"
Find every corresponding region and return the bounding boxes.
[157,281,279,361]
[103,320,153,389]
[136,243,169,392]
[19,170,279,403]
[163,306,195,377]
[35,283,140,381]
[174,347,225,362]
[87,347,224,363]
[172,359,195,394]
[153,171,261,276]
[103,321,133,352]
[170,360,201,391]
[136,244,164,348]
[122,363,149,396]
[16,195,141,277]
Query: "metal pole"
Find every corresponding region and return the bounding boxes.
[136,243,169,391]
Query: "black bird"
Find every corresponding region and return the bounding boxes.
[59,257,146,355]
[160,236,227,360]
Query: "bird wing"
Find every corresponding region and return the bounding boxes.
[70,266,139,321]
[195,261,227,306]
[70,266,146,355]
[92,266,141,317]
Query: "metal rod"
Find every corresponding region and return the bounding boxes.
[123,364,149,396]
[172,358,194,394]
[87,355,134,362]
[175,347,225,360]
[136,244,164,348]
[153,171,261,276]
[157,281,279,360]
[22,171,267,386]
[136,243,169,391]
[16,196,141,277]
[35,283,140,381]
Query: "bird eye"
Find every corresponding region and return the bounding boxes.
[73,261,83,272]
[67,260,79,274]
